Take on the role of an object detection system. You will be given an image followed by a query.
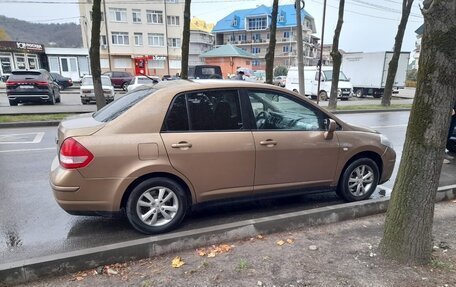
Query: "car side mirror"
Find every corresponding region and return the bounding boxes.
[324,119,336,140]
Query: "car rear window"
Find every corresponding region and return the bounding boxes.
[93,87,156,122]
[8,71,44,81]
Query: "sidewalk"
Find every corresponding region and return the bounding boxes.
[14,201,456,287]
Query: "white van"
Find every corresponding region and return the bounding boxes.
[285,66,353,101]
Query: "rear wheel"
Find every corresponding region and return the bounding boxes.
[48,93,55,105]
[9,100,18,106]
[337,158,379,202]
[126,177,188,234]
[319,91,328,101]
[355,89,364,98]
[122,82,128,91]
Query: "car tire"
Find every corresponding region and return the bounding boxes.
[9,100,18,106]
[337,158,379,202]
[122,82,128,91]
[355,89,364,98]
[48,93,55,105]
[126,177,188,234]
[56,91,61,103]
[319,91,328,101]
[447,139,456,153]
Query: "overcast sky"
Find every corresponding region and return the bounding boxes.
[0,0,424,53]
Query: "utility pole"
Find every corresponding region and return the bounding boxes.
[295,0,305,96]
[102,0,112,70]
[316,0,327,105]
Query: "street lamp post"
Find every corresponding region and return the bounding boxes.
[316,0,327,105]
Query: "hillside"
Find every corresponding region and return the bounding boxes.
[0,15,82,48]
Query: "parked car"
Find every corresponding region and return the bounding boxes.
[188,65,222,79]
[448,125,456,153]
[103,71,134,91]
[127,76,160,92]
[79,75,114,104]
[50,80,396,234]
[6,69,60,106]
[162,74,180,81]
[273,76,286,87]
[50,73,73,90]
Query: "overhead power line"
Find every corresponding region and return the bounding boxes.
[0,0,257,3]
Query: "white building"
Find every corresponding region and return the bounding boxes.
[46,48,90,81]
[79,0,184,76]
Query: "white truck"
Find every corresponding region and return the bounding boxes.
[341,51,410,98]
[285,66,353,101]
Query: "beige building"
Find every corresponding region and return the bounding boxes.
[189,17,214,66]
[79,0,184,76]
[212,4,318,70]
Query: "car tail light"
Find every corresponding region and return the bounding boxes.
[59,137,94,169]
[82,89,91,93]
[36,81,49,87]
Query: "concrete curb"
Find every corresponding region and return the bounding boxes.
[0,108,412,129]
[1,186,454,285]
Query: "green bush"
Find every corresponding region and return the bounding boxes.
[274,66,288,77]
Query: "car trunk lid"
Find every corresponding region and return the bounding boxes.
[56,113,106,148]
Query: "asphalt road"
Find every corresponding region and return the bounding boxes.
[0,111,412,264]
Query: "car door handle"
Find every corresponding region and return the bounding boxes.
[259,140,277,146]
[171,142,192,148]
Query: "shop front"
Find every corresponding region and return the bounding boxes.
[0,41,47,80]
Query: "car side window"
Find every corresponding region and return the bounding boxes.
[163,90,243,132]
[248,90,326,131]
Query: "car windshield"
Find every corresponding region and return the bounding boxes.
[137,77,157,84]
[93,87,156,122]
[323,71,349,81]
[82,77,111,86]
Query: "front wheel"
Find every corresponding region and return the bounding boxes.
[122,82,129,91]
[126,177,188,234]
[337,158,379,202]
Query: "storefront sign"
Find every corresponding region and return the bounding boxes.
[0,41,44,53]
[16,42,43,51]
[151,55,166,61]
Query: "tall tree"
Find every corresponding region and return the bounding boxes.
[381,0,414,106]
[0,28,10,41]
[265,0,279,84]
[380,0,456,264]
[180,0,191,80]
[89,0,106,110]
[327,0,345,110]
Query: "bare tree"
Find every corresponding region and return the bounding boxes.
[327,0,345,110]
[180,0,191,80]
[89,0,105,110]
[380,0,456,264]
[265,0,279,84]
[381,0,414,106]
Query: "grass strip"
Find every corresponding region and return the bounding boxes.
[0,114,73,123]
[330,104,412,111]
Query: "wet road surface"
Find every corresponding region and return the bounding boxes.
[0,111,408,263]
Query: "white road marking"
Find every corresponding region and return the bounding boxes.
[0,147,55,153]
[0,132,45,144]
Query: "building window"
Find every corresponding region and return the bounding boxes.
[232,17,237,26]
[283,45,292,53]
[165,0,177,3]
[278,14,285,22]
[252,33,261,42]
[169,60,181,69]
[251,47,261,54]
[167,15,180,26]
[229,35,235,42]
[132,9,141,23]
[134,33,143,46]
[148,33,165,46]
[147,10,163,24]
[114,58,132,69]
[90,11,104,21]
[283,31,290,38]
[109,8,127,22]
[238,34,246,41]
[148,59,165,69]
[169,38,181,48]
[112,32,129,45]
[247,17,267,30]
[100,35,107,45]
[252,60,261,66]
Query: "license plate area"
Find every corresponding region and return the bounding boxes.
[19,85,34,89]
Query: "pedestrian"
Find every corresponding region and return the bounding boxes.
[234,70,245,81]
[443,102,456,164]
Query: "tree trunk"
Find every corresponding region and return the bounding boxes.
[89,0,105,110]
[381,0,414,107]
[328,0,345,110]
[180,0,191,80]
[265,0,279,85]
[380,0,456,264]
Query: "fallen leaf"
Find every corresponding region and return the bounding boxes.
[207,251,216,258]
[106,268,118,275]
[276,240,285,246]
[76,276,84,281]
[171,256,185,268]
[257,235,265,240]
[197,248,206,257]
[286,238,295,244]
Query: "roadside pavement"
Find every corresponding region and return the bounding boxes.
[13,201,456,287]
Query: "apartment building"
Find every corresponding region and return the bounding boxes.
[79,0,184,76]
[189,17,214,66]
[212,4,318,71]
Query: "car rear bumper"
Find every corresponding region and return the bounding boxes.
[81,95,114,102]
[50,156,130,212]
[7,93,51,102]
